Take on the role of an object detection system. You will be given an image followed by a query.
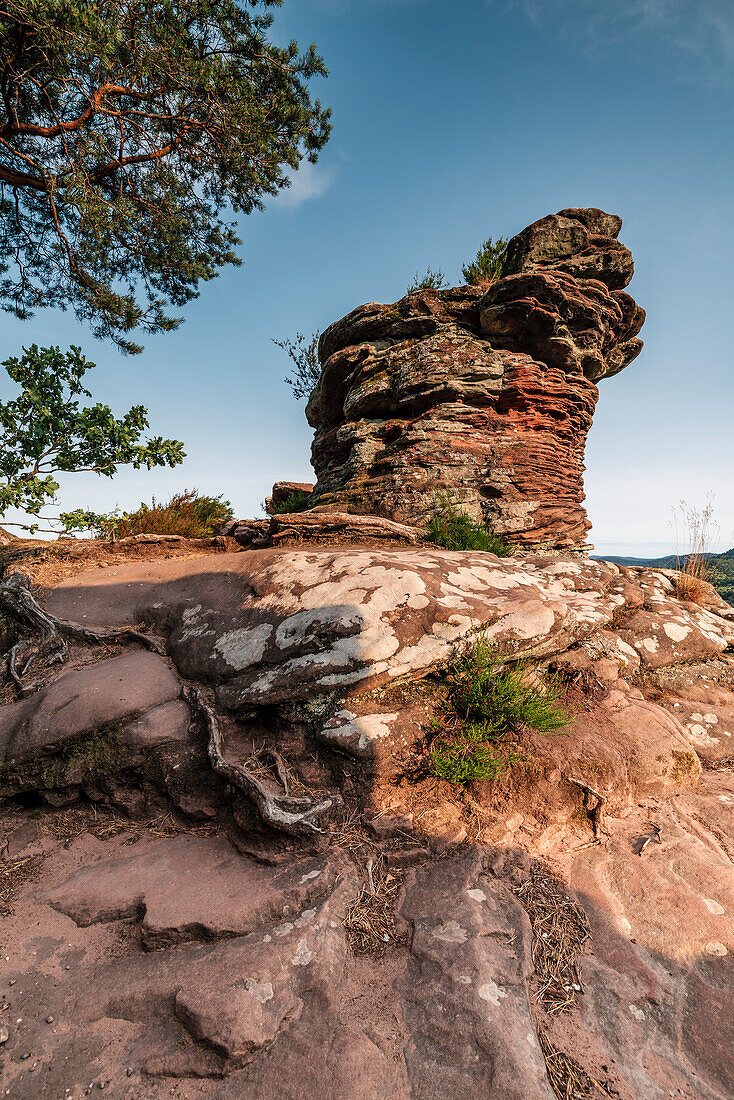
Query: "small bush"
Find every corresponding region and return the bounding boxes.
[430,723,524,785]
[447,635,571,735]
[87,490,234,540]
[429,634,571,786]
[462,235,509,285]
[426,497,512,555]
[271,490,312,515]
[407,267,447,292]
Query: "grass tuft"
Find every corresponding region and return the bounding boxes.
[270,489,312,515]
[429,634,571,785]
[671,497,719,605]
[426,496,512,555]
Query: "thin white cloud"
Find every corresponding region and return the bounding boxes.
[512,0,734,71]
[270,160,335,210]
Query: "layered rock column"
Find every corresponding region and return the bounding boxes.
[306,208,645,549]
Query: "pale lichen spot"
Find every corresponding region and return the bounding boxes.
[300,869,321,884]
[432,920,468,943]
[628,1005,645,1021]
[705,942,728,956]
[467,888,486,903]
[704,899,725,916]
[478,982,507,1007]
[214,623,273,670]
[246,979,274,1004]
[663,622,691,642]
[291,939,315,966]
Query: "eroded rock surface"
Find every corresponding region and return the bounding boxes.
[306,208,645,549]
[1,544,733,1099]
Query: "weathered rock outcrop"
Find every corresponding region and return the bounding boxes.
[306,208,645,549]
[2,543,733,1099]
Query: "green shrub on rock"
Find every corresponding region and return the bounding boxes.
[429,634,571,786]
[426,497,511,555]
[462,236,510,285]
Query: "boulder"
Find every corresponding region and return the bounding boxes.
[42,834,339,948]
[47,549,624,709]
[264,481,314,515]
[0,651,197,809]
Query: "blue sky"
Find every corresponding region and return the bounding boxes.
[1,0,732,555]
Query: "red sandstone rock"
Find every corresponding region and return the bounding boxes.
[264,480,314,515]
[270,509,420,545]
[306,208,645,549]
[1,545,734,1098]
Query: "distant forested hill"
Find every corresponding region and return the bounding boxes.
[593,550,734,607]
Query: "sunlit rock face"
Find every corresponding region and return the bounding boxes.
[307,207,645,550]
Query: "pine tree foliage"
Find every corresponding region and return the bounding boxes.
[0,1,331,351]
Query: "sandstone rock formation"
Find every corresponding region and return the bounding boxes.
[306,208,645,549]
[264,480,314,516]
[1,541,733,1097]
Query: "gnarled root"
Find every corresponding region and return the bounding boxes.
[566,775,608,842]
[188,687,337,837]
[0,572,164,690]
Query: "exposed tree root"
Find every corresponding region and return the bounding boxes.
[188,687,338,837]
[566,775,607,841]
[0,571,164,690]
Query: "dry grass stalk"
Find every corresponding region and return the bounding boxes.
[671,498,720,605]
[514,868,590,1014]
[538,1028,618,1099]
[343,854,407,956]
[1,855,43,916]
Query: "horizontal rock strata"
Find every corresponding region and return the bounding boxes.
[307,207,645,549]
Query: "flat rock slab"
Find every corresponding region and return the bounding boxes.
[42,834,338,947]
[0,651,183,764]
[398,848,554,1100]
[46,548,627,708]
[616,569,734,668]
[559,788,734,1100]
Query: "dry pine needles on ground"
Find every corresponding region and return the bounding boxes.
[0,855,43,916]
[538,1029,619,1099]
[343,854,407,956]
[514,867,590,1014]
[46,806,218,843]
